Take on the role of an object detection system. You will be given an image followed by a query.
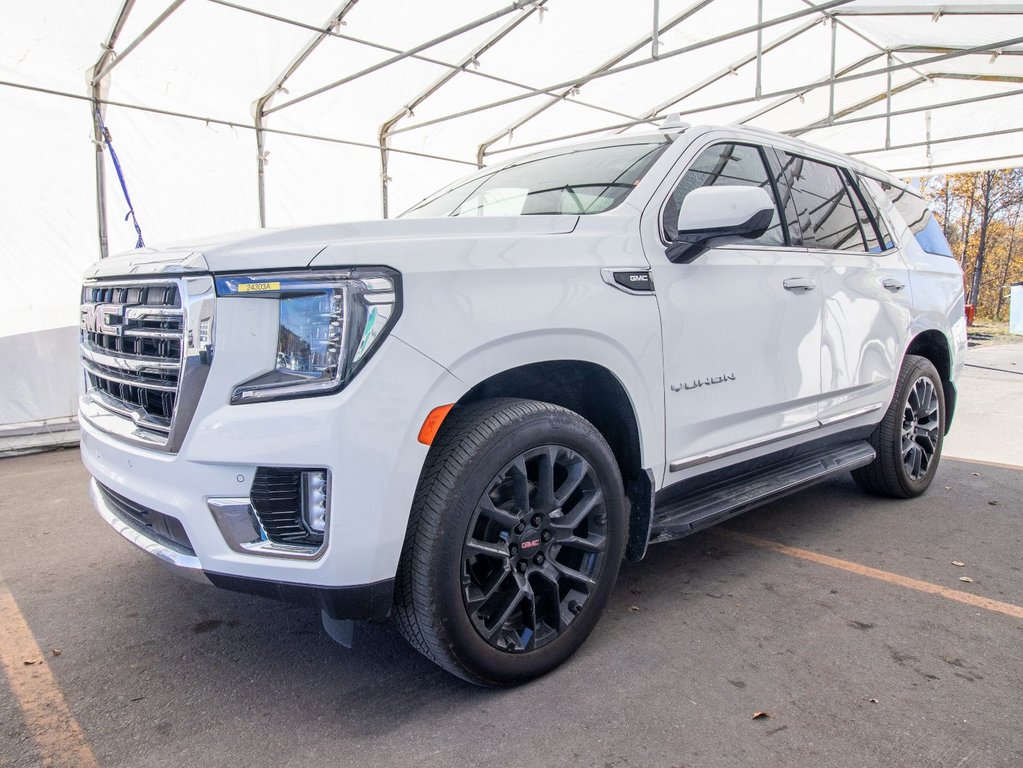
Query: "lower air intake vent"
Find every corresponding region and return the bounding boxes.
[97,483,194,555]
[250,467,325,547]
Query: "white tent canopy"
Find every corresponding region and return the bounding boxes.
[2,0,1022,453]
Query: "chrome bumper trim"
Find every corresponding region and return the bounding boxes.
[89,479,209,583]
[208,497,326,560]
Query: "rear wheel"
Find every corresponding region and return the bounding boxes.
[852,354,945,498]
[394,398,627,686]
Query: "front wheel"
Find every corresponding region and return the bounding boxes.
[394,398,628,686]
[852,354,945,498]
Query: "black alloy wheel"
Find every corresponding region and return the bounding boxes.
[900,375,941,481]
[461,445,609,653]
[394,398,627,686]
[853,354,945,498]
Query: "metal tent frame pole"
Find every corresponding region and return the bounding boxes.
[263,1,537,117]
[92,0,187,83]
[616,16,823,136]
[80,0,1023,242]
[377,1,546,218]
[790,73,1023,139]
[252,1,360,228]
[475,0,716,168]
[90,0,137,260]
[388,0,856,137]
[847,126,1023,158]
[483,35,1023,158]
[209,0,640,123]
[791,84,1023,134]
[89,0,187,258]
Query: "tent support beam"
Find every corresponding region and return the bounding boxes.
[831,4,1023,16]
[90,0,137,259]
[476,0,715,167]
[828,16,836,124]
[617,17,823,135]
[265,1,535,116]
[737,22,1022,127]
[391,0,856,137]
[3,78,476,165]
[847,125,1023,157]
[378,2,545,218]
[755,0,763,100]
[885,52,893,149]
[737,52,883,125]
[789,84,1023,134]
[889,152,1023,174]
[803,0,932,85]
[484,34,1023,156]
[210,0,646,125]
[791,77,927,137]
[652,0,660,58]
[92,0,187,84]
[253,1,359,228]
[790,74,1023,137]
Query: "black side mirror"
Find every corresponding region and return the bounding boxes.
[665,185,776,263]
[666,208,774,263]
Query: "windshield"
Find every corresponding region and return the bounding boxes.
[402,138,671,218]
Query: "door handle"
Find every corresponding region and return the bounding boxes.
[882,278,906,292]
[783,277,816,292]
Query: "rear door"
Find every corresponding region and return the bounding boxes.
[643,138,825,482]
[776,152,913,425]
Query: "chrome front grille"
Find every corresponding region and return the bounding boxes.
[81,282,183,430]
[79,275,215,452]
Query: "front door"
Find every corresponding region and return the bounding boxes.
[645,140,825,482]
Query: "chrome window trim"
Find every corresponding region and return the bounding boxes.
[668,403,884,472]
[656,139,788,250]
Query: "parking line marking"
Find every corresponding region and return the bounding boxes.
[714,530,1023,621]
[0,582,100,768]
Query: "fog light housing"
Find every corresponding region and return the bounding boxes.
[301,470,329,534]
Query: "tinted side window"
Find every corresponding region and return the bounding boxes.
[851,175,895,251]
[782,153,867,252]
[842,174,882,253]
[663,143,785,246]
[878,181,954,258]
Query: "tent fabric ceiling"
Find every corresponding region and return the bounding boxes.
[1,0,1022,445]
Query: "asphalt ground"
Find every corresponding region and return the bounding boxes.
[2,346,1022,768]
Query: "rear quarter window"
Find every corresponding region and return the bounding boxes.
[874,180,953,258]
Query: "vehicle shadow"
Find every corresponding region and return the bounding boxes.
[78,460,1015,744]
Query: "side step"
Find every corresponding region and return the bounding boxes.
[648,441,876,546]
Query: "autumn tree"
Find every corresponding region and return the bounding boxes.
[923,169,1023,319]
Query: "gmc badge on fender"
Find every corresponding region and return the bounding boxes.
[613,270,654,292]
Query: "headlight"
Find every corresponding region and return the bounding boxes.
[215,268,400,403]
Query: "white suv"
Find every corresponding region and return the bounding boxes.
[79,122,966,685]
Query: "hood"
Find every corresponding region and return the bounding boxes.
[85,216,579,278]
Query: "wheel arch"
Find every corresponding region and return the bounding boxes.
[905,329,956,432]
[455,360,655,561]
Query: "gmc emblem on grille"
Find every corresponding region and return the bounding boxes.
[81,303,125,336]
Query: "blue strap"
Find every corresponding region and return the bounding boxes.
[96,109,145,249]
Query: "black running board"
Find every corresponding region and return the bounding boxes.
[648,441,876,545]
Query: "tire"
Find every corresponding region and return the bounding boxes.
[394,398,628,686]
[852,354,945,498]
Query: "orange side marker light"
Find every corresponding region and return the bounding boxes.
[418,403,454,445]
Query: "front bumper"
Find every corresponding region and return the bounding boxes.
[81,323,465,611]
[89,478,206,581]
[92,476,395,616]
